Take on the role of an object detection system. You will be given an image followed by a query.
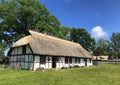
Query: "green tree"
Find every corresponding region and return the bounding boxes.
[0,0,62,55]
[70,28,96,53]
[58,26,71,40]
[94,38,109,56]
[110,32,120,59]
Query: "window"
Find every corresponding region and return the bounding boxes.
[56,57,59,62]
[16,58,25,61]
[40,56,46,64]
[78,58,80,63]
[22,45,26,54]
[89,59,92,63]
[75,58,77,63]
[47,57,51,61]
[69,58,72,64]
[65,57,68,64]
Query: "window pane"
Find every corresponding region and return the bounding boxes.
[65,57,68,64]
[69,58,72,64]
[40,56,46,64]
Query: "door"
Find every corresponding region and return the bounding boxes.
[52,57,56,68]
[84,58,87,66]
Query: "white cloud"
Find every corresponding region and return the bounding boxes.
[91,26,107,39]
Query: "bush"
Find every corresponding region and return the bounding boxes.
[11,65,21,70]
[73,65,80,68]
[35,67,45,71]
[0,57,10,65]
[0,65,11,70]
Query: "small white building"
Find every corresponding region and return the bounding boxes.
[8,30,92,70]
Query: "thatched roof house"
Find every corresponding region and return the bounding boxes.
[92,56,109,61]
[8,30,92,70]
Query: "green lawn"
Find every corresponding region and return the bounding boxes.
[0,64,120,85]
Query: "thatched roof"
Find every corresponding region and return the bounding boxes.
[9,30,92,58]
[92,56,109,60]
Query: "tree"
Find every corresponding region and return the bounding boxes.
[94,38,109,56]
[110,32,120,59]
[0,0,62,55]
[70,28,96,53]
[58,26,71,40]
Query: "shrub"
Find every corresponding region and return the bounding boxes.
[73,65,80,68]
[0,65,11,70]
[11,65,21,70]
[35,67,45,71]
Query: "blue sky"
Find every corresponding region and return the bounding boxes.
[40,0,120,40]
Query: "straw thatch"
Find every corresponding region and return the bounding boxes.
[92,56,109,60]
[9,30,92,58]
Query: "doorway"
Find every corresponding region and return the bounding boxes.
[84,58,87,66]
[52,57,56,68]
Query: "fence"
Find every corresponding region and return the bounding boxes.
[93,59,120,65]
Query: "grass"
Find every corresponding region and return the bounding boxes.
[0,64,120,85]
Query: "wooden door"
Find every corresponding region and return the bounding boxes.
[84,59,87,66]
[52,57,56,68]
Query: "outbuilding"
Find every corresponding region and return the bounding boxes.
[8,30,92,70]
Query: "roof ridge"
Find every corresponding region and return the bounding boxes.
[29,30,82,47]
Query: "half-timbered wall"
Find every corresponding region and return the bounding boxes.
[86,58,93,66]
[10,55,33,70]
[56,57,65,68]
[45,56,52,69]
[33,56,52,70]
[10,45,92,70]
[10,45,33,70]
[33,56,93,70]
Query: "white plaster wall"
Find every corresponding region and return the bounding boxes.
[45,57,52,69]
[39,64,45,69]
[34,63,39,70]
[34,56,40,70]
[80,58,85,67]
[46,62,52,69]
[55,57,65,68]
[65,64,69,68]
[56,63,59,68]
[59,57,65,68]
[86,59,92,66]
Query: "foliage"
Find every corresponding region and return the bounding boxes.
[0,64,120,85]
[0,0,64,55]
[110,32,120,59]
[0,51,4,59]
[0,65,11,70]
[58,26,71,40]
[94,38,110,56]
[70,28,96,53]
[0,42,7,59]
